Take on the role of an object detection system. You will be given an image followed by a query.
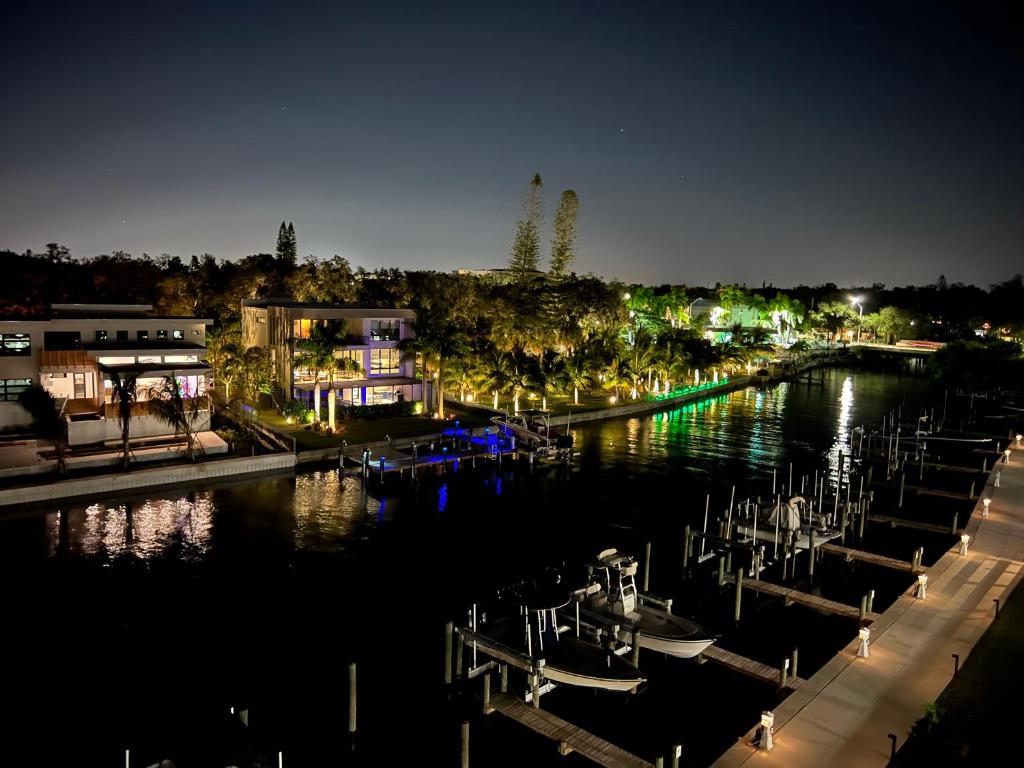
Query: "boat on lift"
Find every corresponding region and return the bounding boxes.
[464,574,645,692]
[491,409,574,453]
[733,495,842,552]
[571,549,717,659]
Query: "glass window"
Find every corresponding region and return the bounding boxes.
[117,330,128,341]
[369,319,400,341]
[192,329,203,336]
[0,333,31,356]
[43,331,82,351]
[0,378,33,401]
[172,329,184,340]
[369,348,400,375]
[292,318,313,339]
[335,350,363,380]
[95,330,108,342]
[156,330,168,339]
[137,330,149,341]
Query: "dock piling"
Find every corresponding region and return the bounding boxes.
[500,663,508,693]
[643,541,652,592]
[683,525,691,570]
[444,622,453,684]
[461,721,470,768]
[734,568,744,623]
[671,744,681,768]
[808,528,815,578]
[791,648,799,679]
[899,472,905,508]
[347,661,357,735]
[482,671,492,714]
[867,589,875,615]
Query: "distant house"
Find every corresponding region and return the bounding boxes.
[240,300,429,409]
[0,303,211,443]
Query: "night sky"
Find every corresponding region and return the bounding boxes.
[1,1,1021,286]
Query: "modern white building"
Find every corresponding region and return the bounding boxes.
[240,299,429,409]
[0,304,211,444]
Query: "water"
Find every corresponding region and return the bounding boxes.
[0,366,941,766]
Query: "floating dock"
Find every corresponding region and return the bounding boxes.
[868,514,960,535]
[489,693,654,768]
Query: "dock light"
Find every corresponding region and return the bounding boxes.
[609,395,617,404]
[915,573,928,600]
[858,627,870,659]
[1016,434,1022,447]
[466,394,474,402]
[983,498,991,517]
[623,292,631,301]
[756,711,774,751]
[959,534,970,555]
[1004,448,1012,463]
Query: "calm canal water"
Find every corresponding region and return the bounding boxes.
[0,366,940,767]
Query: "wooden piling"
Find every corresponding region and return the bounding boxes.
[683,525,691,570]
[867,589,875,615]
[631,628,641,668]
[500,663,508,693]
[952,512,959,535]
[779,658,788,691]
[455,633,464,679]
[718,556,725,586]
[461,721,470,768]
[859,595,867,623]
[791,648,799,679]
[899,473,905,508]
[734,568,744,623]
[347,661,357,735]
[482,672,491,714]
[643,541,652,592]
[671,745,681,768]
[808,528,815,578]
[444,622,453,684]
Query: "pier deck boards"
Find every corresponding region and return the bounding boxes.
[489,693,654,768]
[724,575,880,622]
[868,514,959,535]
[699,645,805,691]
[904,483,973,500]
[817,543,924,573]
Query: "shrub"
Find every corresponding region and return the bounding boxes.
[280,399,312,423]
[341,401,416,420]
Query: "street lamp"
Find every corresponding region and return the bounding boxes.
[849,296,864,342]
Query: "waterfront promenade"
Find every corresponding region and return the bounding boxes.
[713,444,1024,768]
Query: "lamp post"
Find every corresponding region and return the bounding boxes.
[850,296,864,342]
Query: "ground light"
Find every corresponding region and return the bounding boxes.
[757,711,774,751]
[959,534,971,555]
[858,627,871,659]
[983,498,992,517]
[916,574,928,600]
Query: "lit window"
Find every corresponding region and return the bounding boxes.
[369,348,400,375]
[95,330,108,342]
[0,377,33,400]
[0,333,31,356]
[172,330,184,340]
[137,330,149,341]
[156,330,168,339]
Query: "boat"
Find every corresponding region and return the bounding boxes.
[464,574,645,692]
[733,495,842,552]
[571,549,717,659]
[491,410,574,453]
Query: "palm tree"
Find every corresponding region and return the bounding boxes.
[603,354,634,401]
[507,345,536,414]
[558,350,596,405]
[18,385,68,475]
[400,309,470,419]
[480,347,512,410]
[147,376,205,462]
[108,371,139,471]
[324,352,362,430]
[294,320,349,422]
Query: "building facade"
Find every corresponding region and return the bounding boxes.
[240,300,428,408]
[0,304,211,443]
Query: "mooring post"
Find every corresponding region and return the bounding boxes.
[683,525,691,570]
[983,457,988,473]
[791,648,799,679]
[482,671,491,714]
[734,568,744,623]
[500,663,508,693]
[655,758,664,768]
[952,512,959,535]
[779,658,789,690]
[643,541,652,592]
[347,661,357,735]
[899,472,905,508]
[460,721,470,768]
[718,556,725,586]
[671,744,681,768]
[867,588,875,615]
[858,500,867,540]
[455,632,464,679]
[530,669,541,710]
[444,622,453,684]
[631,627,641,668]
[859,595,867,622]
[808,528,816,578]
[969,481,976,500]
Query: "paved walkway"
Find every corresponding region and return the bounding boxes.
[713,445,1024,768]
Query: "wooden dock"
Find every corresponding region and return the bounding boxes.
[817,543,924,573]
[698,645,804,691]
[868,514,960,535]
[489,693,654,768]
[724,575,880,622]
[903,484,972,501]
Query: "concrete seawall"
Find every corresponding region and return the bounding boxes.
[0,452,296,508]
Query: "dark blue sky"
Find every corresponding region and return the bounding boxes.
[1,1,1021,286]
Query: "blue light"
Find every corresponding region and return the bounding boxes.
[438,483,448,513]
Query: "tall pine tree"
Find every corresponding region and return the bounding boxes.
[549,189,579,278]
[276,221,297,264]
[508,173,544,282]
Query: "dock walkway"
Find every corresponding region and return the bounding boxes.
[724,575,880,623]
[699,645,805,691]
[817,543,923,573]
[867,513,958,534]
[490,693,653,768]
[712,446,1024,768]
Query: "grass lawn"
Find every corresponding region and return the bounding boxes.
[259,410,491,451]
[470,392,618,417]
[893,576,1024,765]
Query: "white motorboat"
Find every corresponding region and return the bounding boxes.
[733,495,842,552]
[491,410,573,452]
[572,549,716,659]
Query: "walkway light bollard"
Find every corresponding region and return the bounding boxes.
[857,627,870,659]
[994,470,1000,487]
[959,534,970,556]
[656,758,664,768]
[915,573,928,600]
[983,498,991,518]
[756,711,775,751]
